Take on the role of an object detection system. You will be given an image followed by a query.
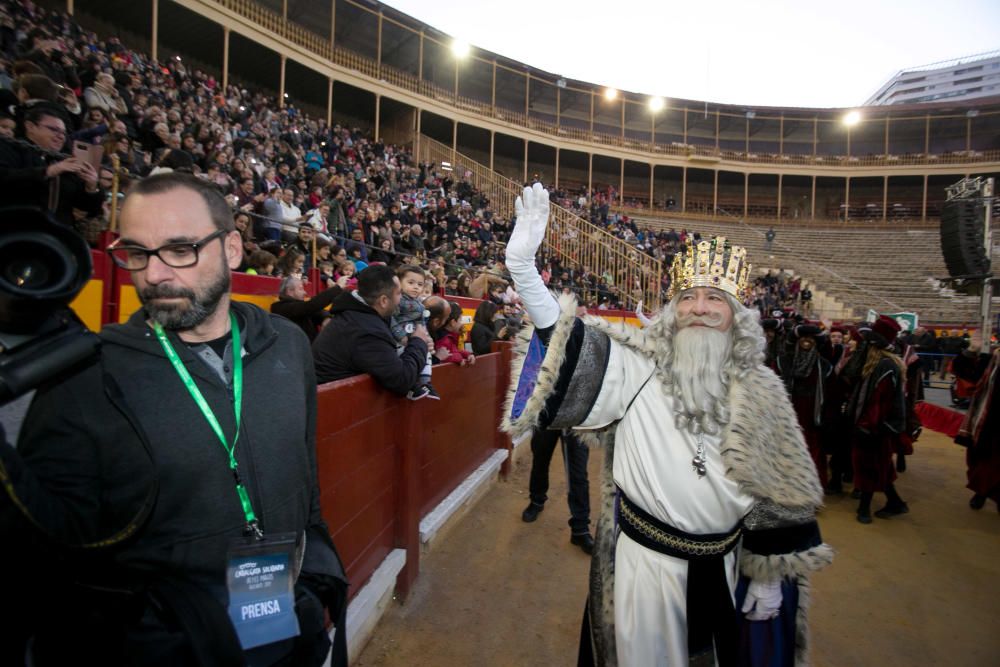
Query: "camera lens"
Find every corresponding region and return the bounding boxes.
[0,208,92,332]
[0,233,77,297]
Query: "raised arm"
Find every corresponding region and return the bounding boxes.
[505,183,560,331]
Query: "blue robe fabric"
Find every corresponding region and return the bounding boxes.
[734,577,800,667]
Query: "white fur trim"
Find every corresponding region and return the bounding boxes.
[721,366,825,508]
[739,543,835,581]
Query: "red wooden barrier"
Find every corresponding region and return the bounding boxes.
[315,347,512,601]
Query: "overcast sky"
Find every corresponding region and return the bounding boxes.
[381,0,1000,109]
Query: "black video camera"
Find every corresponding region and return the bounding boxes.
[0,207,101,403]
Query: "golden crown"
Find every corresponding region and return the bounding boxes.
[667,236,751,302]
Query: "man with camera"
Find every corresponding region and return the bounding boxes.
[1,173,347,666]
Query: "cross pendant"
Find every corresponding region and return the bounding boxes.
[692,454,707,477]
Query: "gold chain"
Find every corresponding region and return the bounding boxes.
[621,501,741,557]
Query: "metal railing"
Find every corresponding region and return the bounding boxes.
[417,136,663,309]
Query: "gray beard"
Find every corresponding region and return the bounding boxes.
[668,326,733,435]
[139,268,230,331]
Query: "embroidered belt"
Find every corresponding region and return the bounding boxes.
[617,489,741,561]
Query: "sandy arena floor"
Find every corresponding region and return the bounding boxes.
[355,429,1000,666]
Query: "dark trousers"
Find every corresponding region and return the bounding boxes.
[528,429,590,535]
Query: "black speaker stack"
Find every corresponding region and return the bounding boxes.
[940,199,990,278]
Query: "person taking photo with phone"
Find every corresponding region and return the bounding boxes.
[0,104,103,226]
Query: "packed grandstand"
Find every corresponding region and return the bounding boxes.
[2,0,997,331]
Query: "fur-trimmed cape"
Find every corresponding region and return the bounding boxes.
[501,294,833,667]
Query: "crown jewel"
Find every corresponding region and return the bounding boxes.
[667,236,751,301]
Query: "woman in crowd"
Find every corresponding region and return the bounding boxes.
[470,301,507,356]
[369,237,397,265]
[233,211,257,271]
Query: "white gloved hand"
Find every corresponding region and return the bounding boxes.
[506,183,560,329]
[635,300,653,327]
[741,579,783,621]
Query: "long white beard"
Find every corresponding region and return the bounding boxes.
[669,325,733,435]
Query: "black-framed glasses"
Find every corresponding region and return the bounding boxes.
[38,123,66,137]
[107,229,227,271]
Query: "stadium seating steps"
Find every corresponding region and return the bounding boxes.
[633,217,999,325]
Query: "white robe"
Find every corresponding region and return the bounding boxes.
[578,340,754,666]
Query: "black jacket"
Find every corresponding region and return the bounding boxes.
[1,301,346,666]
[312,290,428,393]
[470,321,497,356]
[0,136,103,226]
[270,285,342,342]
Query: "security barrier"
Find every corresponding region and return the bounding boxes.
[315,343,513,599]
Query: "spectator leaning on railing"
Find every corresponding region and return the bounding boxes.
[433,301,476,367]
[312,263,433,392]
[470,300,507,355]
[270,274,342,343]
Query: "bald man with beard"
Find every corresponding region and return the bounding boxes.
[502,185,831,667]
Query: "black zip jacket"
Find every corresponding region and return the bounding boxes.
[311,290,428,392]
[1,300,346,665]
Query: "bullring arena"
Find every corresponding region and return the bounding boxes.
[1,0,998,665]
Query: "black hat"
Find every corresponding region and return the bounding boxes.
[794,323,823,339]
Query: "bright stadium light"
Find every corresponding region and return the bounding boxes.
[843,110,861,126]
[604,88,618,101]
[649,96,665,112]
[451,40,470,59]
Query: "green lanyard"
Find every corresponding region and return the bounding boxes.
[152,312,262,538]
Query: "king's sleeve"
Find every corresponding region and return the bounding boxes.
[501,295,651,440]
[739,500,833,582]
[724,366,834,583]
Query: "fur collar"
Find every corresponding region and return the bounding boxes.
[506,294,822,509]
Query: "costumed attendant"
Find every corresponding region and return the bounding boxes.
[845,317,909,523]
[956,347,1000,511]
[502,184,832,667]
[823,326,858,495]
[778,324,832,488]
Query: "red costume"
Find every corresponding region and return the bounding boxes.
[848,356,905,493]
[956,350,1000,506]
[846,316,909,523]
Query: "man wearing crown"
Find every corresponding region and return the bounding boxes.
[503,184,831,667]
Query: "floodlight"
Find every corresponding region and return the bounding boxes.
[604,88,618,101]
[451,40,470,58]
[649,97,665,112]
[843,110,861,126]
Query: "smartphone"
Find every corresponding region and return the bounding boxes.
[73,141,103,171]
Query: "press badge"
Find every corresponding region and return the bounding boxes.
[226,533,300,649]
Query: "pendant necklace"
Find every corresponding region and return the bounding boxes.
[692,434,707,477]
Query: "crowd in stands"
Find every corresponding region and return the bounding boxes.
[749,271,812,317]
[0,0,819,328]
[0,0,530,318]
